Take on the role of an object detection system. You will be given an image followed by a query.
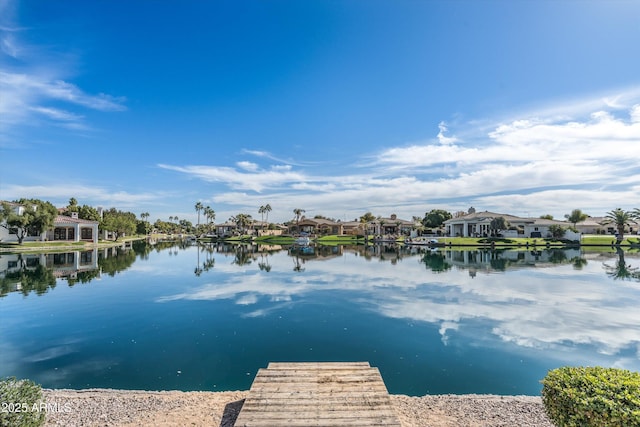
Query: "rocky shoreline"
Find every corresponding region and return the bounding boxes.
[43,389,554,427]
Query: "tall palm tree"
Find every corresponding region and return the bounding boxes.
[140,212,150,235]
[258,205,266,228]
[195,202,203,227]
[293,208,305,233]
[631,208,640,232]
[203,206,215,232]
[604,208,633,241]
[264,204,272,228]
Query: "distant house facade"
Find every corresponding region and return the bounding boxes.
[290,217,344,236]
[366,214,419,238]
[574,217,638,235]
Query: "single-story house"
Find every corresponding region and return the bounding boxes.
[574,217,638,235]
[290,217,344,236]
[444,211,580,239]
[366,214,416,237]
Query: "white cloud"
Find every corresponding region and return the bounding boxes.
[1,183,164,209]
[0,5,126,135]
[437,121,458,145]
[156,250,640,368]
[158,163,308,193]
[157,89,640,222]
[631,104,640,123]
[237,161,259,172]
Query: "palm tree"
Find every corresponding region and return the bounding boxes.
[603,248,640,281]
[631,208,640,234]
[264,204,272,228]
[203,206,215,233]
[195,202,203,227]
[604,208,633,241]
[140,212,150,235]
[258,205,266,228]
[293,208,305,234]
[230,213,252,235]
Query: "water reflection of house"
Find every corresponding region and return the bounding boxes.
[442,249,582,269]
[43,250,99,279]
[0,249,99,286]
[0,253,41,278]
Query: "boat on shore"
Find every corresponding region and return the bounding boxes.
[295,236,311,245]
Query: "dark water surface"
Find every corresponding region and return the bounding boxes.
[1,242,639,396]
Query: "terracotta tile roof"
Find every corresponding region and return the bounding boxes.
[54,215,99,225]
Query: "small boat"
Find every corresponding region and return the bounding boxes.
[295,236,311,245]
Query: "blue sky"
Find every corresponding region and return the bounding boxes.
[1,0,639,225]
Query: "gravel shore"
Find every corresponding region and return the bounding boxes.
[43,389,554,427]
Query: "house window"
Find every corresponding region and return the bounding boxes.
[81,228,93,240]
[52,253,74,266]
[534,227,539,231]
[54,227,75,240]
[80,251,93,265]
[54,228,65,240]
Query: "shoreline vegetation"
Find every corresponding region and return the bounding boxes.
[2,233,638,254]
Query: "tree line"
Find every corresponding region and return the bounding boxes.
[2,197,639,244]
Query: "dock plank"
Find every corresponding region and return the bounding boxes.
[234,362,401,427]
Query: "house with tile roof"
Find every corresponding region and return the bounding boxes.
[47,213,99,244]
[1,202,99,244]
[444,210,580,239]
[366,214,416,237]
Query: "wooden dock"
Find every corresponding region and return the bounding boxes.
[234,362,401,427]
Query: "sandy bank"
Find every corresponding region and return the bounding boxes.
[42,389,553,427]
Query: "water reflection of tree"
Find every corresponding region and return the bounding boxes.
[0,259,56,297]
[292,255,305,272]
[420,251,452,273]
[548,249,568,264]
[571,256,588,270]
[258,253,272,272]
[132,240,153,259]
[99,247,137,276]
[232,245,254,266]
[603,248,640,281]
[67,269,101,286]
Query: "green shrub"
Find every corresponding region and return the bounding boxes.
[0,377,45,427]
[541,366,640,426]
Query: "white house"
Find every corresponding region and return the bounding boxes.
[1,202,99,244]
[46,213,99,244]
[444,211,580,239]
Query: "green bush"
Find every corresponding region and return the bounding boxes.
[0,377,45,427]
[541,366,640,426]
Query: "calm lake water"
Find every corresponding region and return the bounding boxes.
[1,241,639,396]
